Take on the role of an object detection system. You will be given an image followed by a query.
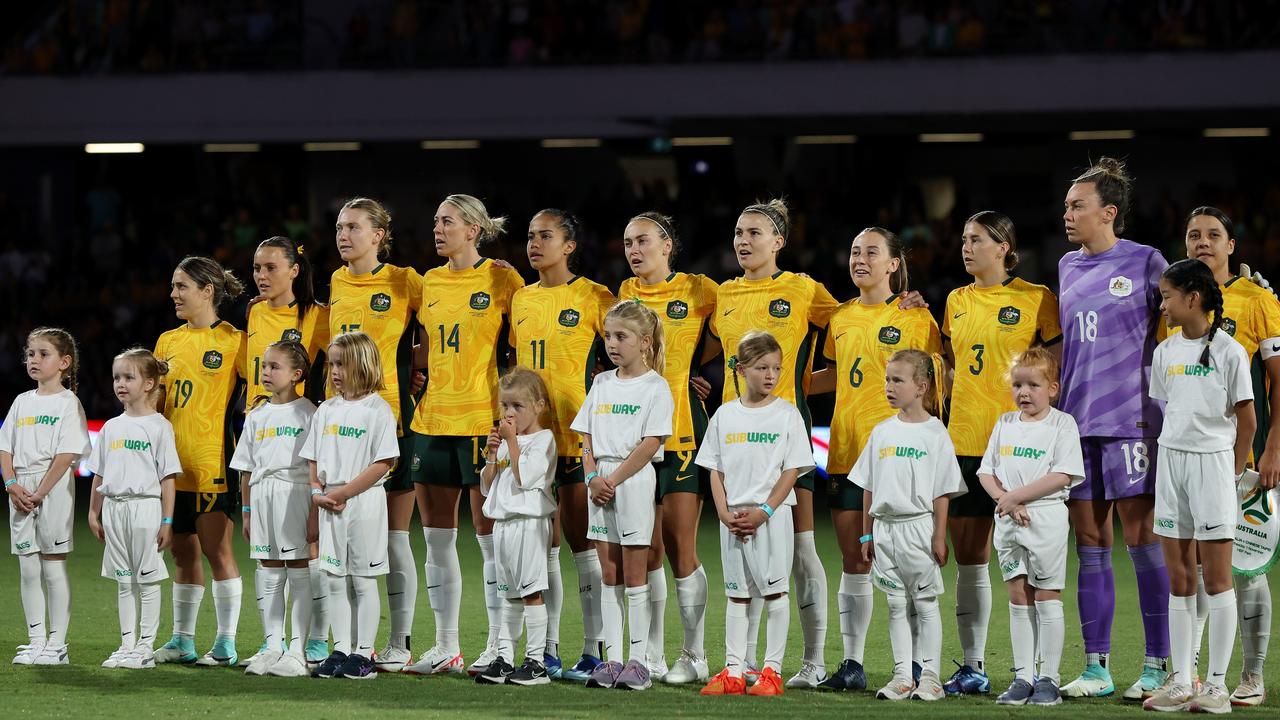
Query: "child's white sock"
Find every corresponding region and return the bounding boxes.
[41,558,70,647]
[1035,599,1065,684]
[478,533,501,649]
[764,596,791,673]
[18,554,46,644]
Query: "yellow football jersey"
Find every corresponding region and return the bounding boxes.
[156,321,247,494]
[245,301,328,405]
[411,259,524,437]
[1221,276,1280,359]
[823,298,942,473]
[711,271,838,407]
[619,272,718,451]
[943,277,1062,457]
[511,276,616,457]
[327,263,423,433]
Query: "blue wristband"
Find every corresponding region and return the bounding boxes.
[759,502,775,518]
[241,506,251,513]
[585,471,599,483]
[3,478,16,489]
[161,517,173,525]
[859,534,873,544]
[310,487,324,495]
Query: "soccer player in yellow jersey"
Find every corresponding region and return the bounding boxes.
[809,227,942,691]
[1183,206,1280,706]
[710,199,838,688]
[511,209,616,681]
[326,198,423,669]
[152,256,248,667]
[618,212,720,683]
[403,194,523,677]
[941,211,1061,694]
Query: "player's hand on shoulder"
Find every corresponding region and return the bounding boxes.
[1238,263,1276,297]
[897,290,928,310]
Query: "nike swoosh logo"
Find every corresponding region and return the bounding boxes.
[956,612,973,617]
[722,308,736,317]
[521,581,535,589]
[55,539,69,546]
[122,631,132,636]
[29,623,40,628]
[953,312,967,319]
[517,318,527,325]
[426,584,442,590]
[1273,343,1280,353]
[428,300,439,307]
[141,569,155,577]
[1011,666,1024,673]
[839,610,852,615]
[917,583,930,592]
[834,332,846,340]
[1243,613,1264,621]
[1204,524,1223,532]
[767,577,783,585]
[1034,574,1052,581]
[281,547,297,554]
[631,639,642,644]
[388,592,404,597]
[369,560,385,568]
[622,531,638,538]
[256,596,265,602]
[676,474,691,483]
[247,332,257,338]
[330,299,340,306]
[799,603,814,610]
[486,580,497,585]
[140,635,153,641]
[1128,475,1144,485]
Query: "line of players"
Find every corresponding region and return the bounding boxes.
[4,157,1278,706]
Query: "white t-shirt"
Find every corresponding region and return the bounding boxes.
[978,408,1085,505]
[695,397,814,507]
[481,429,557,520]
[230,399,316,486]
[299,394,400,487]
[851,415,966,520]
[0,388,91,476]
[86,412,183,498]
[571,369,673,462]
[1150,330,1254,453]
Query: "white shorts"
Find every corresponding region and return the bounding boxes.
[249,479,311,560]
[318,485,388,577]
[1155,447,1236,541]
[871,515,944,599]
[719,505,793,599]
[586,459,656,547]
[9,470,75,555]
[494,515,552,599]
[994,502,1070,589]
[100,496,169,583]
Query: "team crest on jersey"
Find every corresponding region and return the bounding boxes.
[558,308,581,327]
[281,328,303,343]
[1108,276,1134,298]
[878,325,902,345]
[469,292,491,310]
[1221,317,1238,336]
[769,299,791,318]
[370,293,392,312]
[666,300,689,320]
[998,306,1021,325]
[202,350,223,369]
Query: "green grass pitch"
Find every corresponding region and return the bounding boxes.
[2,503,1276,718]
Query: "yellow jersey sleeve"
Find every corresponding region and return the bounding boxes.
[1223,277,1280,358]
[1036,288,1063,343]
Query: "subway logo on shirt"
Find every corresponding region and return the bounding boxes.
[255,426,305,441]
[593,403,642,415]
[15,415,61,427]
[1166,364,1216,377]
[322,424,368,438]
[878,445,928,460]
[998,445,1047,460]
[725,432,780,444]
[110,439,153,452]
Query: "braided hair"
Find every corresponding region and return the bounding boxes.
[1162,258,1224,368]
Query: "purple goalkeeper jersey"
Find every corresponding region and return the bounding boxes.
[1058,239,1167,439]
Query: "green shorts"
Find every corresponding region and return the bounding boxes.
[173,490,236,535]
[826,473,864,511]
[411,433,485,487]
[382,435,415,493]
[795,468,817,493]
[654,449,709,501]
[949,456,996,517]
[555,457,585,487]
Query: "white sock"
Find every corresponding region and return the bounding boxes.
[41,559,70,646]
[674,566,707,658]
[308,560,329,642]
[254,562,266,637]
[18,554,45,643]
[626,586,651,662]
[352,575,380,657]
[1035,599,1065,683]
[886,593,913,679]
[764,596,790,673]
[1237,573,1271,675]
[545,546,562,656]
[478,534,501,649]
[1029,602,1040,671]
[172,583,205,639]
[1206,589,1237,689]
[745,597,763,668]
[956,563,990,671]
[117,582,138,650]
[1009,603,1035,682]
[601,583,626,662]
[138,582,161,650]
[499,599,523,664]
[907,597,921,665]
[328,574,353,654]
[424,527,461,653]
[1193,565,1209,669]
[386,530,416,649]
[574,550,604,656]
[212,577,242,639]
[259,566,287,650]
[793,530,827,666]
[915,595,942,678]
[1169,594,1195,685]
[838,572,873,663]
[286,567,312,655]
[725,601,749,678]
[525,603,548,663]
[647,568,667,662]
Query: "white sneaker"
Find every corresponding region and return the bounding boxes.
[102,646,134,669]
[1230,672,1265,707]
[239,641,270,668]
[876,674,915,700]
[664,651,709,684]
[785,660,828,689]
[911,670,945,701]
[1191,684,1232,714]
[244,649,282,676]
[119,648,156,670]
[12,643,44,665]
[374,644,412,673]
[466,646,500,677]
[32,644,68,665]
[647,654,669,682]
[402,645,465,675]
[267,651,309,678]
[1143,681,1194,712]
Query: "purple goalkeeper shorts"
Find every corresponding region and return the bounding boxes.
[1070,437,1158,501]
